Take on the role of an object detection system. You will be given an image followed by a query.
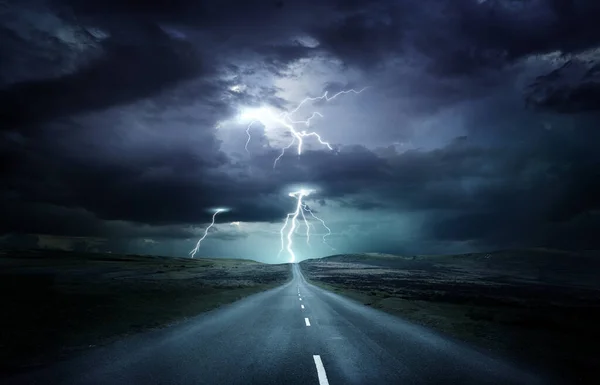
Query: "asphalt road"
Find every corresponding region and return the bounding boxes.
[4,264,549,385]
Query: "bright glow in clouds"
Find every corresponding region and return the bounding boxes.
[240,87,369,168]
[189,208,227,258]
[278,189,333,262]
[229,84,246,93]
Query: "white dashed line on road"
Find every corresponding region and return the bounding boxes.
[313,355,330,385]
[299,298,302,301]
[305,317,311,326]
[301,304,305,309]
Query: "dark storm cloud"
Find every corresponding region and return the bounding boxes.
[0,25,204,130]
[1,0,600,255]
[312,4,405,69]
[268,131,600,250]
[525,58,600,113]
[310,0,600,113]
[0,0,325,131]
[5,0,599,130]
[326,0,600,73]
[0,198,198,240]
[394,136,600,249]
[0,126,287,229]
[2,115,599,250]
[544,162,600,222]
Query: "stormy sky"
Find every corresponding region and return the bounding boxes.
[1,0,599,262]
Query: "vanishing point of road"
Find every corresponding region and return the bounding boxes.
[4,264,548,385]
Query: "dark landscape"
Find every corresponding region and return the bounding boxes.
[299,249,600,385]
[2,0,600,384]
[0,249,291,377]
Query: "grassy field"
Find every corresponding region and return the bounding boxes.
[0,249,291,376]
[300,249,600,385]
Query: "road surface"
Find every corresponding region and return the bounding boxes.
[4,264,549,385]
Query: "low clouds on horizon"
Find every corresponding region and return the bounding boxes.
[1,0,599,260]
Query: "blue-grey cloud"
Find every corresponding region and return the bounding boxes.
[1,0,599,259]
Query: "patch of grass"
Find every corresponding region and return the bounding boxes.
[300,252,600,385]
[0,249,291,376]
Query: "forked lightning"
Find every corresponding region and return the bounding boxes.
[302,203,335,251]
[278,189,334,262]
[244,87,368,167]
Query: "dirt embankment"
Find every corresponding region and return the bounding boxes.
[0,249,291,376]
[300,250,600,385]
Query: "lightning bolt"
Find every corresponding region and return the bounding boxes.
[302,203,335,251]
[278,189,334,262]
[278,189,309,263]
[243,87,369,166]
[189,209,225,258]
[244,121,259,154]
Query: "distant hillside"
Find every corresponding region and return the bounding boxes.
[302,249,600,288]
[0,248,263,265]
